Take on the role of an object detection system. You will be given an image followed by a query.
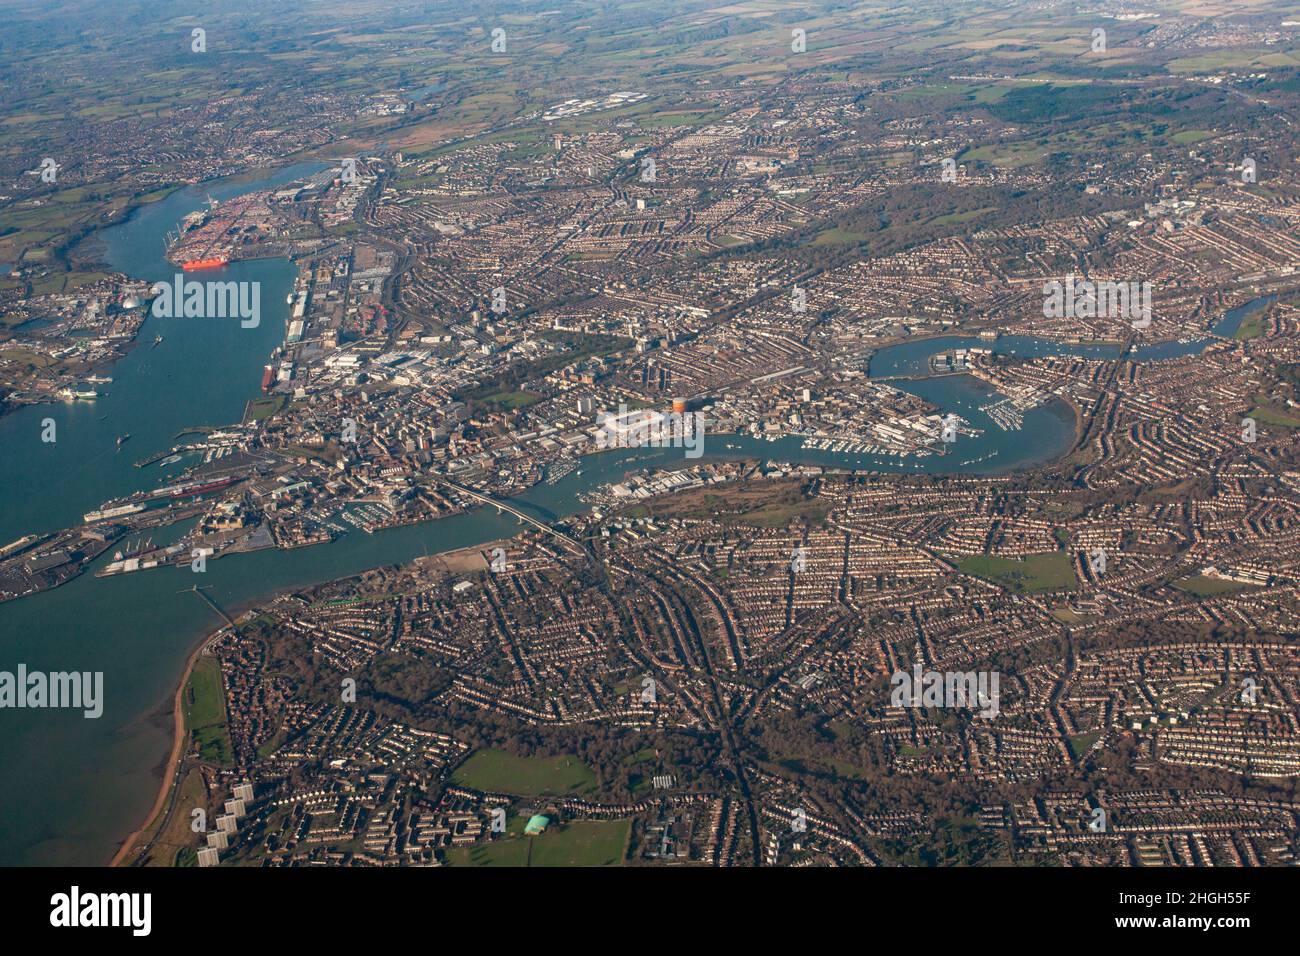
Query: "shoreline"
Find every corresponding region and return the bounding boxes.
[102,410,1099,866]
[108,622,218,866]
[1,157,334,867]
[74,184,1279,866]
[93,356,1153,865]
[106,537,505,866]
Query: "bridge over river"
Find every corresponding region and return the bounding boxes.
[432,476,589,558]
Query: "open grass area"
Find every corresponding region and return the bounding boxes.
[21,270,110,296]
[1171,129,1215,145]
[729,497,828,528]
[480,390,540,410]
[1236,312,1269,340]
[529,819,629,866]
[630,480,821,528]
[1068,730,1102,759]
[1173,575,1251,597]
[1050,606,1089,625]
[185,655,233,767]
[244,394,285,423]
[0,348,55,368]
[1168,50,1299,74]
[929,206,996,226]
[139,766,209,867]
[444,836,532,867]
[450,749,597,796]
[443,818,630,867]
[812,227,868,245]
[958,551,1077,593]
[1248,406,1300,430]
[282,441,340,464]
[960,139,1052,168]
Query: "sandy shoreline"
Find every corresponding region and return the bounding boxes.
[108,624,220,867]
[105,538,502,866]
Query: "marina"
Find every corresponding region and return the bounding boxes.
[0,157,1274,867]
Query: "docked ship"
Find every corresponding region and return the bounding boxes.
[148,475,240,500]
[181,256,229,271]
[261,364,275,393]
[83,502,145,524]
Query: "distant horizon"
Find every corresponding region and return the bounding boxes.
[0,0,1296,933]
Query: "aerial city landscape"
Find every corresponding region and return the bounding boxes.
[1,0,1299,882]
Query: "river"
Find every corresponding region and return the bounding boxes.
[0,162,1271,865]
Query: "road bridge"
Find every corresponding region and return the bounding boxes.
[433,477,588,558]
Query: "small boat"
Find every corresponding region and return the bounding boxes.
[117,434,130,446]
[152,335,164,348]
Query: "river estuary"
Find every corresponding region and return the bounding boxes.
[0,164,1268,865]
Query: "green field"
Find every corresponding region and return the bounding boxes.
[444,818,630,867]
[1171,129,1215,145]
[244,395,285,422]
[450,749,597,796]
[729,498,827,528]
[813,227,868,245]
[0,348,55,368]
[930,206,997,226]
[185,655,233,767]
[1068,730,1102,759]
[481,390,541,410]
[444,836,532,867]
[1173,575,1250,597]
[1248,406,1300,430]
[1236,312,1269,340]
[958,551,1078,593]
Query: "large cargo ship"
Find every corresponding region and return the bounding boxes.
[261,364,275,393]
[148,475,240,500]
[181,256,229,271]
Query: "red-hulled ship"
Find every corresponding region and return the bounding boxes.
[148,475,241,500]
[261,364,275,393]
[175,476,240,497]
[181,256,229,271]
